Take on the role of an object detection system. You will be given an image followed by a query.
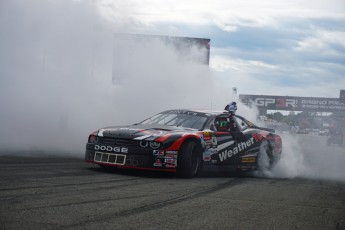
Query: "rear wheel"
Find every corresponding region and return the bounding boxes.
[177,140,202,178]
[257,140,273,172]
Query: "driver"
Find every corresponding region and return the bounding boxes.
[213,101,238,132]
[224,101,237,115]
[224,101,238,132]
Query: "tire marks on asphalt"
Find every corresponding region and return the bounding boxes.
[62,178,243,229]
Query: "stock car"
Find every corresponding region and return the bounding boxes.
[85,109,282,178]
[327,128,343,146]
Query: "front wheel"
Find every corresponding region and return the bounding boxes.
[176,140,202,178]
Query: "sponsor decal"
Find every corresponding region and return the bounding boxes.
[276,98,298,108]
[203,131,211,140]
[165,158,176,164]
[216,140,235,152]
[212,137,217,145]
[203,156,211,161]
[301,99,345,110]
[241,157,256,163]
[165,154,177,159]
[168,110,198,116]
[153,159,162,167]
[166,150,178,154]
[255,98,275,107]
[165,164,176,168]
[218,137,255,162]
[252,133,264,142]
[119,127,140,131]
[254,97,298,108]
[203,148,217,161]
[200,132,216,148]
[239,165,256,170]
[153,150,165,156]
[94,145,128,153]
[200,135,207,148]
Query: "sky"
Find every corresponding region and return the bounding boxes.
[98,0,345,98]
[0,0,345,153]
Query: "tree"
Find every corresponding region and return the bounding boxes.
[272,112,284,122]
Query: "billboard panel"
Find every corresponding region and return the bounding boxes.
[240,94,345,113]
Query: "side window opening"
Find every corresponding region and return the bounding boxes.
[234,117,248,130]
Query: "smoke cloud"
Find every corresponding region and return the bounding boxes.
[271,133,345,182]
[2,0,342,183]
[0,0,237,155]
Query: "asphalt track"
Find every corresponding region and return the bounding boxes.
[1,135,345,230]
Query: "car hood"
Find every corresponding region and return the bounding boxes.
[97,124,197,141]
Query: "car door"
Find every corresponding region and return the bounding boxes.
[209,114,253,165]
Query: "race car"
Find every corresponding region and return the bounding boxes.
[327,128,343,146]
[85,109,282,178]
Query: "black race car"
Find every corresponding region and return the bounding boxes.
[327,128,343,146]
[85,109,282,178]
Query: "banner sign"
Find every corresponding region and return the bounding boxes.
[239,94,345,112]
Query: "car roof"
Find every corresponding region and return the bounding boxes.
[162,109,226,116]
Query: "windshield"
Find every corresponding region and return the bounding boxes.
[139,112,208,130]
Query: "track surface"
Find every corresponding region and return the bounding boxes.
[1,135,345,230]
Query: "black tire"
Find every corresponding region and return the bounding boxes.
[176,140,202,178]
[257,140,273,172]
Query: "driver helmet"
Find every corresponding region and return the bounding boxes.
[215,117,230,131]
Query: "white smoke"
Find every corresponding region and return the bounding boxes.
[1,0,343,183]
[270,133,345,182]
[0,0,238,155]
[271,134,308,178]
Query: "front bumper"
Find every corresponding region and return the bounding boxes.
[85,143,178,172]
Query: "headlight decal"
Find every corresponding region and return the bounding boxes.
[139,140,149,147]
[150,142,161,149]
